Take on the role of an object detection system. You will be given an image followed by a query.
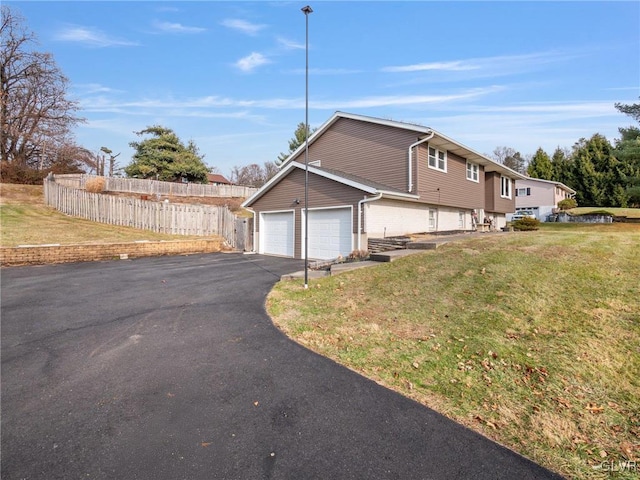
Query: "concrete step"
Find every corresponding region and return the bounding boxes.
[369,249,427,263]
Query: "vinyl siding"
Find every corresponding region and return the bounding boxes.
[415,146,485,210]
[515,178,573,210]
[485,172,516,213]
[297,117,419,192]
[250,168,366,258]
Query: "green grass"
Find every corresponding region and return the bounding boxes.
[268,225,640,479]
[568,207,640,218]
[1,183,217,247]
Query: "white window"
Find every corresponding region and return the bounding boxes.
[428,210,435,229]
[466,162,479,182]
[428,146,446,172]
[516,187,530,196]
[501,176,512,199]
[458,211,465,229]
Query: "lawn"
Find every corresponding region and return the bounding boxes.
[568,207,640,218]
[1,183,216,247]
[268,224,640,479]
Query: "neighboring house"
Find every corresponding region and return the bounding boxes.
[511,177,576,222]
[207,173,232,185]
[241,111,525,260]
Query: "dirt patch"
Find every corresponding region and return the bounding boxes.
[101,191,246,213]
[0,184,44,205]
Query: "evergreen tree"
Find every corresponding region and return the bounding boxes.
[614,99,640,206]
[527,148,553,179]
[551,147,574,187]
[276,122,317,166]
[614,99,640,123]
[569,134,628,207]
[571,137,602,206]
[124,126,209,183]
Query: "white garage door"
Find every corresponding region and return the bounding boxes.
[308,208,352,260]
[261,211,294,257]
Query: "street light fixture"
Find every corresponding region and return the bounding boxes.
[302,5,312,289]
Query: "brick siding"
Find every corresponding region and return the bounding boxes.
[0,239,225,267]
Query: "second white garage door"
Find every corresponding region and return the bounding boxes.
[307,207,352,260]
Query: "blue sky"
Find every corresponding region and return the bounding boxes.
[8,1,640,177]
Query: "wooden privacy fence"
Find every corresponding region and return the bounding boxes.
[53,174,258,198]
[44,178,247,249]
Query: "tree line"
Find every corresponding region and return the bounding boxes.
[492,102,640,208]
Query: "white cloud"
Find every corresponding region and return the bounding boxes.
[277,36,305,50]
[75,83,124,95]
[287,68,363,75]
[79,86,504,114]
[415,101,623,155]
[54,25,138,47]
[220,19,266,36]
[382,51,583,79]
[311,87,505,109]
[152,21,206,34]
[235,52,270,73]
[382,61,478,73]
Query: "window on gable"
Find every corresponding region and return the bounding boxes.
[501,176,512,199]
[466,162,479,182]
[428,146,446,172]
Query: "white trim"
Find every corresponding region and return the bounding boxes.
[427,145,447,173]
[243,160,418,207]
[500,176,512,199]
[358,194,382,250]
[466,161,479,183]
[408,132,434,192]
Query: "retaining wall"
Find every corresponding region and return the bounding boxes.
[0,239,225,267]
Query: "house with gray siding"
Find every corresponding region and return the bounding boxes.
[511,177,576,222]
[242,111,525,260]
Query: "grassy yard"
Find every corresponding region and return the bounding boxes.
[268,224,640,479]
[1,183,216,247]
[568,207,640,218]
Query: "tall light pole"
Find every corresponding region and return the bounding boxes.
[302,5,312,289]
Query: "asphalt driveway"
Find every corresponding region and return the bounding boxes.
[1,253,563,479]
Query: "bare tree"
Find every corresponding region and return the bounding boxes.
[492,146,526,174]
[1,5,84,170]
[100,146,120,177]
[229,161,278,187]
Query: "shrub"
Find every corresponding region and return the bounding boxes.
[0,163,48,184]
[85,177,106,193]
[347,249,369,262]
[557,198,577,210]
[512,217,540,231]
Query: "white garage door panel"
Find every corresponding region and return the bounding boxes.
[261,212,294,257]
[308,208,352,260]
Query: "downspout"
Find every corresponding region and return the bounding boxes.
[357,193,383,251]
[407,131,434,192]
